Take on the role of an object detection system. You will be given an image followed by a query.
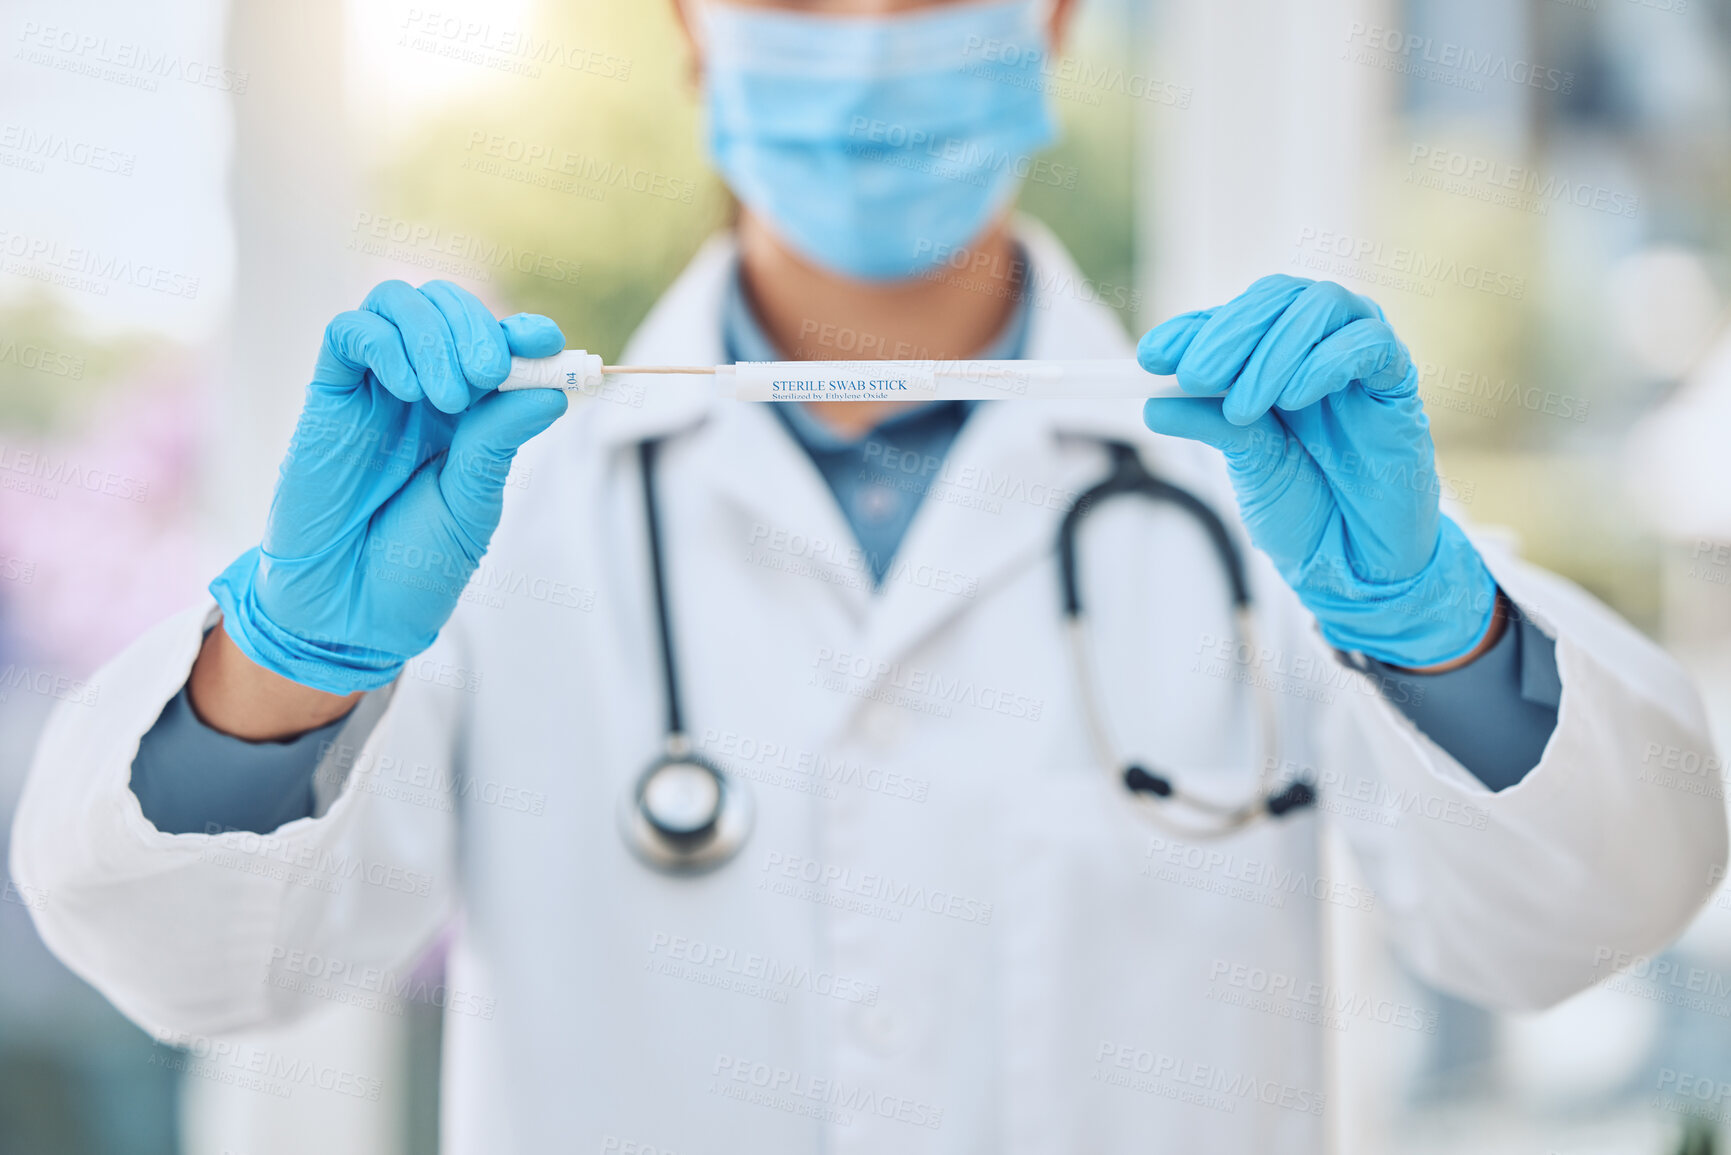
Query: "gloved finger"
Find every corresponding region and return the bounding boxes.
[1143,396,1288,469]
[419,280,513,392]
[1171,275,1312,397]
[1136,311,1211,377]
[362,280,470,414]
[1276,318,1415,412]
[317,309,421,404]
[438,388,569,545]
[1146,398,1330,555]
[1280,398,1439,581]
[1227,281,1382,425]
[501,312,566,358]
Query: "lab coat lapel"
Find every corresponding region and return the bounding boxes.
[587,220,1152,661]
[689,400,877,625]
[857,214,1147,668]
[587,234,875,625]
[858,402,1102,664]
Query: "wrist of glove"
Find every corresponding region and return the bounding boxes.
[211,547,421,695]
[1284,515,1499,668]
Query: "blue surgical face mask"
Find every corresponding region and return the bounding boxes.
[700,0,1059,281]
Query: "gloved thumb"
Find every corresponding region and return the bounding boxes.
[500,312,566,359]
[439,387,568,543]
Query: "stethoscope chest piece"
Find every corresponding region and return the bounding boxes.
[619,739,754,874]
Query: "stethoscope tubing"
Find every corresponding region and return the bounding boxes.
[624,432,1314,873]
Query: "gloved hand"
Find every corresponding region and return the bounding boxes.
[210,280,569,694]
[1139,275,1497,668]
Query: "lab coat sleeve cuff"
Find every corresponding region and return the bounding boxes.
[1319,544,1728,1011]
[6,599,444,1039]
[1357,596,1561,792]
[128,680,338,836]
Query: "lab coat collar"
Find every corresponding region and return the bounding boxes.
[585,217,1156,452]
[585,218,1166,659]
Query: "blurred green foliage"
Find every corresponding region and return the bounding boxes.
[377,0,1140,359]
[0,291,162,433]
[1372,132,1660,630]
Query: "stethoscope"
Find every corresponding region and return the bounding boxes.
[621,434,1315,875]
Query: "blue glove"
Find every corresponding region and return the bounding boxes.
[210,280,569,694]
[1140,275,1496,668]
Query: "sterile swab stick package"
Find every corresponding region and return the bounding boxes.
[499,351,1186,402]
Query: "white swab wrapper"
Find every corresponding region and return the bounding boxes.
[502,350,605,392]
[499,352,1182,402]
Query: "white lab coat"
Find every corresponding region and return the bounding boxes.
[11,222,1726,1154]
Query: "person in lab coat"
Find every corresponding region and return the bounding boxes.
[10,0,1727,1151]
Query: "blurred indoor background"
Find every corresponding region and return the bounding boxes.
[2,0,1729,1152]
